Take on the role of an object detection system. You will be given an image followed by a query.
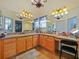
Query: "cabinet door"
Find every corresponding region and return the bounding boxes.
[27,36,33,50]
[23,37,27,50]
[4,38,16,59]
[33,35,38,47]
[78,41,79,58]
[40,35,48,47]
[16,37,26,53]
[42,35,48,47]
[0,40,2,59]
[39,35,46,47]
[39,35,43,45]
[45,36,55,53]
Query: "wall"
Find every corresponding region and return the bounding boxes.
[47,7,79,32]
[0,8,34,33]
[0,8,25,33]
[0,5,79,33]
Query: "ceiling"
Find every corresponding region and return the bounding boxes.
[0,0,79,18]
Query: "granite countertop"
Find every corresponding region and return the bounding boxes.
[0,33,78,41]
[40,33,77,41]
[0,33,39,39]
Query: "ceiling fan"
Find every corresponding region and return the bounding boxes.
[31,0,47,8]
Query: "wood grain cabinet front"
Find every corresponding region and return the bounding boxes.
[40,35,48,48]
[26,36,33,50]
[0,40,2,59]
[16,37,26,54]
[4,38,16,59]
[45,36,55,53]
[33,35,38,47]
[39,35,45,47]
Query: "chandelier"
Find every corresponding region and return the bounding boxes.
[18,10,33,19]
[31,0,47,8]
[51,7,68,19]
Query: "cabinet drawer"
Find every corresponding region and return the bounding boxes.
[4,38,16,44]
[33,35,38,38]
[3,38,16,58]
[4,49,16,58]
[4,43,16,48]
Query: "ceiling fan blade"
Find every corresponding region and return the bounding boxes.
[42,0,47,3]
[31,2,36,5]
[38,0,41,2]
[34,0,38,3]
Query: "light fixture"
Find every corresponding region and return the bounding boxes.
[31,0,47,8]
[51,7,68,19]
[18,10,33,19]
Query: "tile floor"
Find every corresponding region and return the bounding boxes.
[11,47,74,59]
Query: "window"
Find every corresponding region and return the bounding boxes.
[68,17,77,32]
[4,17,13,32]
[0,16,3,30]
[40,17,47,28]
[34,21,39,28]
[33,16,47,30]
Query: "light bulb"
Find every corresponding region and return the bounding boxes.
[54,15,58,17]
[23,14,26,17]
[59,10,62,13]
[61,13,64,15]
[22,11,25,14]
[63,7,67,11]
[52,12,55,15]
[25,13,27,16]
[20,14,23,16]
[30,15,33,17]
[65,11,68,14]
[55,11,58,14]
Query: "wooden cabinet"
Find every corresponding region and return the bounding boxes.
[16,37,26,53]
[23,37,27,50]
[4,38,16,59]
[0,40,2,59]
[26,36,33,50]
[40,35,48,47]
[39,35,46,47]
[45,36,55,53]
[0,34,56,59]
[78,41,79,58]
[43,35,48,48]
[33,35,38,47]
[39,35,43,45]
[39,35,55,53]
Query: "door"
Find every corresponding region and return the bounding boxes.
[15,21,22,32]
